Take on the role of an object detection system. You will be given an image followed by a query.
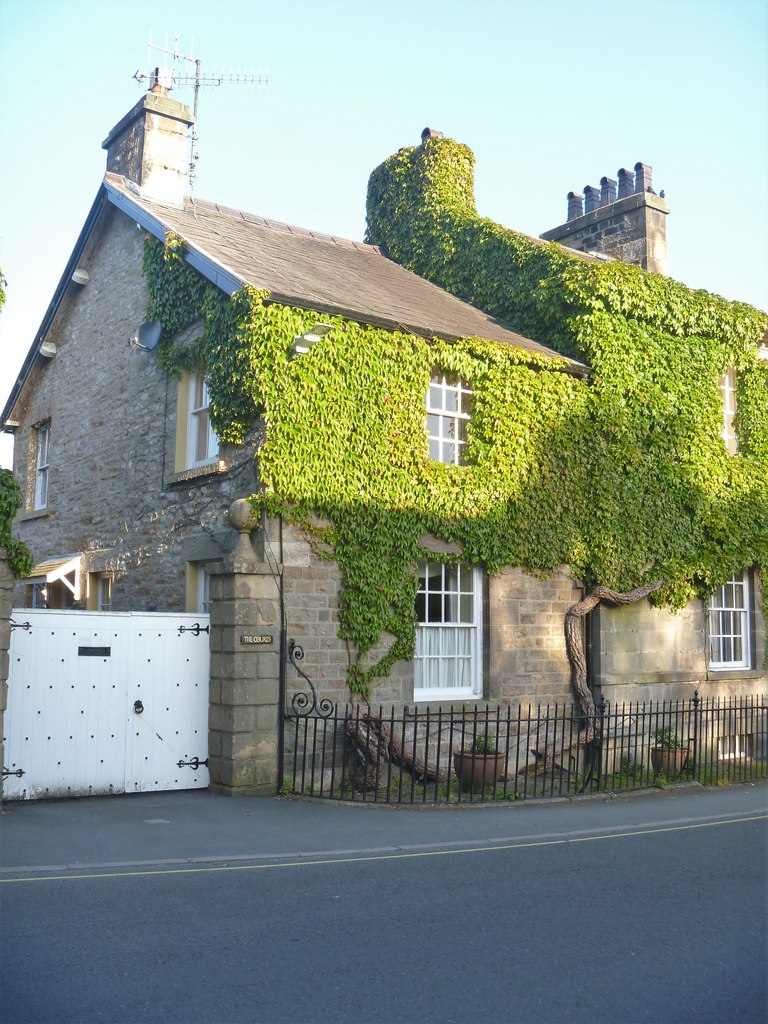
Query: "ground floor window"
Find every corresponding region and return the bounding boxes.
[86,573,113,611]
[198,565,211,614]
[414,561,482,702]
[97,576,112,611]
[186,561,213,614]
[717,733,753,761]
[707,572,751,670]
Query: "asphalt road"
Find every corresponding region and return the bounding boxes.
[1,784,766,1024]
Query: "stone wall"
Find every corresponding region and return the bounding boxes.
[280,523,579,712]
[492,567,580,707]
[591,573,767,704]
[207,546,282,797]
[9,205,259,613]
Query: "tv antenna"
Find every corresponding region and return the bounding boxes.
[134,33,268,192]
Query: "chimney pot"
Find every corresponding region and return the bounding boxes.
[150,67,173,95]
[617,167,634,199]
[567,191,584,221]
[584,185,601,214]
[634,162,653,194]
[421,127,444,143]
[599,176,617,206]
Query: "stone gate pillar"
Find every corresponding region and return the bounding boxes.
[207,501,282,797]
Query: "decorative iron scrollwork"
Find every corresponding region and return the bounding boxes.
[176,756,209,770]
[2,767,25,778]
[178,623,210,636]
[10,619,31,632]
[288,639,333,718]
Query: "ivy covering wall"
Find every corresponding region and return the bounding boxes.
[0,470,33,579]
[143,136,768,695]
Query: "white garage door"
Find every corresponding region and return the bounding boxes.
[3,610,210,800]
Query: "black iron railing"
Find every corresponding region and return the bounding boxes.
[283,692,767,803]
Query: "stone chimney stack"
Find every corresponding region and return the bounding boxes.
[540,160,670,275]
[101,75,194,206]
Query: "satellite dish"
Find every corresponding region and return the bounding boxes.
[133,321,162,351]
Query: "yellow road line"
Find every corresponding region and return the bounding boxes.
[2,813,765,884]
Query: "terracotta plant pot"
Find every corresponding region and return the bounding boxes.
[453,751,506,793]
[650,747,689,775]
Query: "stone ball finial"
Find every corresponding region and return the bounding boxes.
[227,499,260,568]
[228,498,259,533]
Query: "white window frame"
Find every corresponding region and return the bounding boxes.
[719,369,737,455]
[34,423,50,510]
[426,375,471,466]
[97,575,112,612]
[187,372,218,467]
[717,733,753,761]
[186,561,213,614]
[414,561,483,702]
[197,564,211,614]
[707,572,751,670]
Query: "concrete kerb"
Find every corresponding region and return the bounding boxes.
[1,780,765,877]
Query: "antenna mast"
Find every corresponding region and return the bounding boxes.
[134,34,267,192]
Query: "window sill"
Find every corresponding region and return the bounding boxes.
[406,698,499,716]
[167,460,226,485]
[18,508,50,522]
[705,668,761,680]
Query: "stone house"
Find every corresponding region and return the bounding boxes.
[2,84,765,796]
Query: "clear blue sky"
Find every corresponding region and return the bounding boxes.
[1,0,766,468]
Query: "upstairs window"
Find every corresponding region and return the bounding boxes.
[188,373,218,467]
[708,572,751,670]
[414,561,483,702]
[34,423,50,510]
[426,375,471,465]
[719,369,737,455]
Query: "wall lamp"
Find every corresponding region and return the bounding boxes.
[290,323,333,357]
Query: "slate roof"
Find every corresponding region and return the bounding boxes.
[104,174,588,374]
[2,175,589,430]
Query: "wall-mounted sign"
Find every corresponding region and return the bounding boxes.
[240,633,274,647]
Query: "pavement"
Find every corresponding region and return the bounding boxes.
[2,779,766,875]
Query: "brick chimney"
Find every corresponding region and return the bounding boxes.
[540,162,670,275]
[101,72,194,206]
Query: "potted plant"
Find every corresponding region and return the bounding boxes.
[650,727,690,775]
[453,733,506,793]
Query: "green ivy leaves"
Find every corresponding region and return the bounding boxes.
[144,148,768,697]
[0,469,33,578]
